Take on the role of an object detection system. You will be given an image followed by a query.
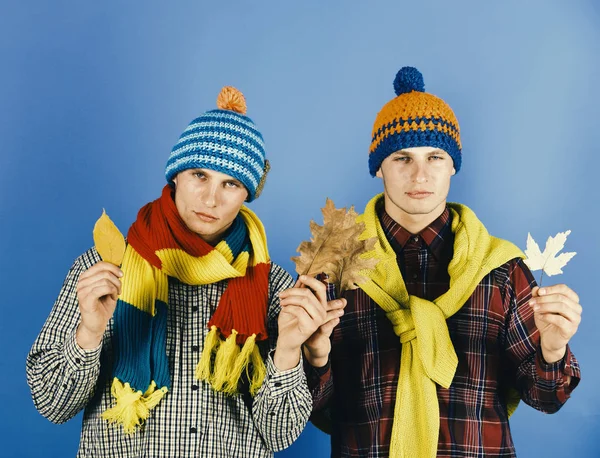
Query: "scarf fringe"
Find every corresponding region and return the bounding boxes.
[101,379,168,434]
[196,329,266,396]
[248,343,266,395]
[211,330,241,391]
[195,325,221,381]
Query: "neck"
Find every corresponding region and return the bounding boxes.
[383,198,446,234]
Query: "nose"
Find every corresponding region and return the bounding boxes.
[201,183,219,208]
[412,160,428,184]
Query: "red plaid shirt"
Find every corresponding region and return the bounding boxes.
[306,204,580,457]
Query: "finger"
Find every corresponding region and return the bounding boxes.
[78,268,123,291]
[282,276,327,296]
[297,275,328,304]
[323,307,344,323]
[79,262,124,281]
[80,279,121,301]
[88,284,120,304]
[280,294,326,322]
[537,284,579,303]
[318,317,340,337]
[531,286,540,298]
[530,294,582,316]
[280,304,315,328]
[78,274,122,295]
[536,312,576,332]
[533,303,581,325]
[326,298,346,312]
[280,286,325,304]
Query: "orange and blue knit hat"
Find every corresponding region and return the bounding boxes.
[369,66,462,175]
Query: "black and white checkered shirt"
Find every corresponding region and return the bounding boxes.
[26,247,312,458]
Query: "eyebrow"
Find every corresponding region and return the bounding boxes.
[392,149,445,156]
[189,168,243,185]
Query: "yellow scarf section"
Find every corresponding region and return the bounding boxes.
[357,194,524,458]
[102,206,269,433]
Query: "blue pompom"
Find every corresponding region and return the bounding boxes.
[393,67,425,96]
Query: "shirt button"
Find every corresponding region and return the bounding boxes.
[413,236,419,242]
[191,306,199,312]
[190,427,197,434]
[274,382,282,387]
[412,274,418,280]
[75,358,81,364]
[191,345,199,352]
[269,412,276,416]
[191,384,199,391]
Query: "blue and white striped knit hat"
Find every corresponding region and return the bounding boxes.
[165,86,269,202]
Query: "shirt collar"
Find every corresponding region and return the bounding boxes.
[378,204,452,260]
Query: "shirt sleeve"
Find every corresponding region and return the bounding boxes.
[26,248,104,424]
[251,263,313,452]
[503,258,581,413]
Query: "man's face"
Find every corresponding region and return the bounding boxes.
[172,168,248,245]
[376,146,456,223]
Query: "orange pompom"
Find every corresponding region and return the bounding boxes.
[216,86,247,115]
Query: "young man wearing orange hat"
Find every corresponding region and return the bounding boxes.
[27,86,340,457]
[303,67,582,458]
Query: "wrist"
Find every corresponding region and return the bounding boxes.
[541,344,566,364]
[76,323,104,350]
[303,346,329,368]
[273,343,301,371]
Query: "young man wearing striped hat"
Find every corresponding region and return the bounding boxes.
[303,67,582,457]
[27,86,341,457]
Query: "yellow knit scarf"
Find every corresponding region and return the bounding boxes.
[357,194,524,458]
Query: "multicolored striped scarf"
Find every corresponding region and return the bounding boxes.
[102,185,271,434]
[357,194,524,458]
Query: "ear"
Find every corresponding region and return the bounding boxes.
[375,168,383,179]
[451,167,456,176]
[172,176,178,187]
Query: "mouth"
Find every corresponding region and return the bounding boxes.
[406,191,433,199]
[194,211,218,222]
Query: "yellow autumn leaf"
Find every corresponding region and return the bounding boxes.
[93,209,126,266]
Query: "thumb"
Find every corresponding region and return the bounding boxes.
[531,286,540,299]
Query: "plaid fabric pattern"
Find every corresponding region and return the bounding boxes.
[27,248,311,458]
[307,206,580,457]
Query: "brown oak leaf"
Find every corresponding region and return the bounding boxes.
[325,237,379,296]
[292,198,378,295]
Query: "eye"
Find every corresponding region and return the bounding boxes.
[224,181,240,188]
[429,155,443,161]
[193,171,206,179]
[394,156,410,162]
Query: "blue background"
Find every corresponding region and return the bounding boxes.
[1,1,598,456]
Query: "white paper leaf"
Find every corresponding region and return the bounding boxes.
[523,230,576,277]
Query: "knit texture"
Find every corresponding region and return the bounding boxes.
[369,66,462,175]
[102,185,271,434]
[165,86,269,202]
[357,194,524,458]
